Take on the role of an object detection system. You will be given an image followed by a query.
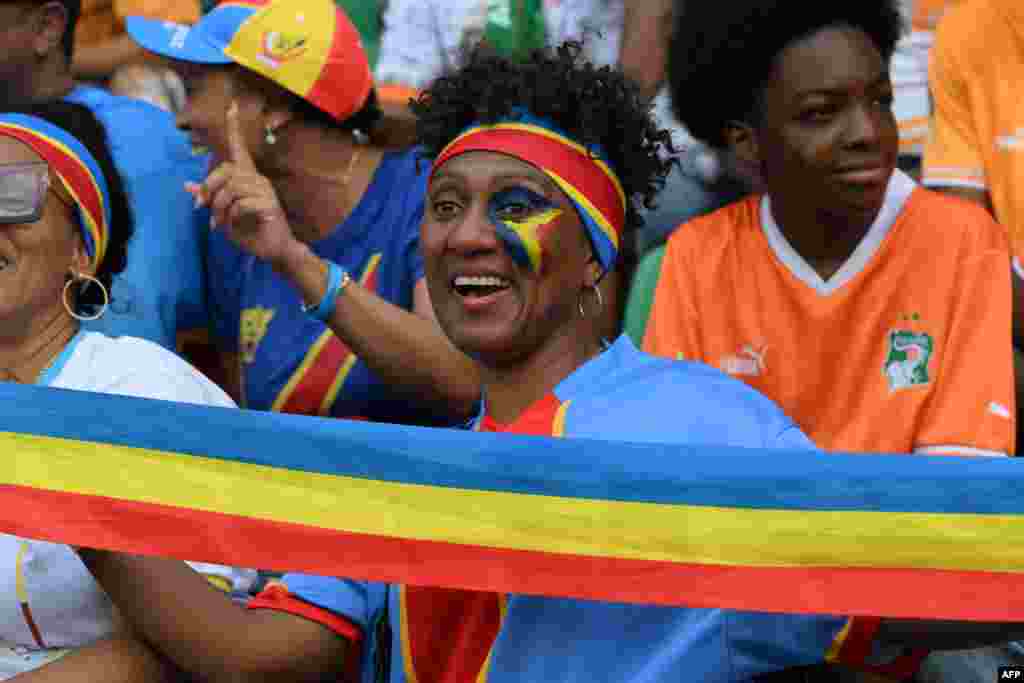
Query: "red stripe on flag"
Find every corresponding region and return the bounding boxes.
[3,484,1023,621]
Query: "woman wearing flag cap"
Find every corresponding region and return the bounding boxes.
[123,0,480,425]
[41,41,1024,683]
[0,101,259,680]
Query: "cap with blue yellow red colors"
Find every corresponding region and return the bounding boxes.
[125,0,372,122]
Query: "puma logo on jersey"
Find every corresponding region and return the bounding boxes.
[988,401,1012,420]
[996,128,1024,150]
[719,345,767,377]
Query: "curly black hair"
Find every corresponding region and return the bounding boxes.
[411,41,674,272]
[1,100,133,314]
[668,0,904,148]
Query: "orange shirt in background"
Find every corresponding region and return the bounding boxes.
[644,173,1014,456]
[75,0,199,50]
[922,0,1024,255]
[911,0,958,30]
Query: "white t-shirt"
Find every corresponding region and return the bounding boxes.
[375,0,623,90]
[0,332,253,678]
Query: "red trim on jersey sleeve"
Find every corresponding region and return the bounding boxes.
[831,616,929,680]
[248,582,364,644]
[831,616,880,665]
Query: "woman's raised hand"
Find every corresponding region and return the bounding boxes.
[185,102,298,269]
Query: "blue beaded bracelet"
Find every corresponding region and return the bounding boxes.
[301,260,350,321]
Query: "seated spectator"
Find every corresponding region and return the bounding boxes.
[378,0,636,339]
[125,0,479,422]
[0,101,252,679]
[0,0,214,355]
[645,0,1016,678]
[21,41,1024,683]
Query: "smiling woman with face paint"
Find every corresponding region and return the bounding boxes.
[30,40,1024,683]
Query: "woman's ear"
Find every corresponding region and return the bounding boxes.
[69,237,92,278]
[583,252,603,290]
[263,103,295,138]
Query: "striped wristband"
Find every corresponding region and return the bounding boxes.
[301,260,350,321]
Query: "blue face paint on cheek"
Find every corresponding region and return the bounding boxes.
[487,187,563,272]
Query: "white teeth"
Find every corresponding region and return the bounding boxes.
[454,275,510,287]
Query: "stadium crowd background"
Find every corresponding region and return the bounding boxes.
[0,0,1021,681]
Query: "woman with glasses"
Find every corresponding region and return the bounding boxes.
[0,100,253,680]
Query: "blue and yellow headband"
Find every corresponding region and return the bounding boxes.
[430,112,627,272]
[0,113,111,270]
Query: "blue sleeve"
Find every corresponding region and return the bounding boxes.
[403,172,427,284]
[204,215,246,351]
[172,154,212,332]
[405,216,425,284]
[278,572,387,634]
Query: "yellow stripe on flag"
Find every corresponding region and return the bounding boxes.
[5,430,1024,574]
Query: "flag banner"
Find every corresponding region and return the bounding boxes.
[1,383,1022,620]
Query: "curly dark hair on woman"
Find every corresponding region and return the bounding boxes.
[668,0,904,148]
[0,100,133,314]
[411,40,675,258]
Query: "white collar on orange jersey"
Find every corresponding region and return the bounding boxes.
[760,169,917,297]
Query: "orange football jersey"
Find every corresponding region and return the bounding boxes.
[922,0,1024,257]
[645,172,1015,456]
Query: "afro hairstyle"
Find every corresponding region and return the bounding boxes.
[411,41,675,273]
[668,0,904,148]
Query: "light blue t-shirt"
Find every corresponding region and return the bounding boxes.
[66,86,208,350]
[258,338,879,682]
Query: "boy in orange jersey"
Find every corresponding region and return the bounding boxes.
[648,0,1017,679]
[650,0,1013,459]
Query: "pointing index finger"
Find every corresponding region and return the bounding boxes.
[226,101,256,169]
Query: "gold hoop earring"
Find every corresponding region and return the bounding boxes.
[577,282,604,320]
[62,272,109,322]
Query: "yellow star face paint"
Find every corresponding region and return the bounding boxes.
[488,187,564,272]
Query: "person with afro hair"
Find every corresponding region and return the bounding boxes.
[648,0,1022,680]
[33,39,1024,683]
[412,40,673,341]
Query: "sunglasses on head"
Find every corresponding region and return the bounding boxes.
[0,161,52,225]
[0,160,76,225]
